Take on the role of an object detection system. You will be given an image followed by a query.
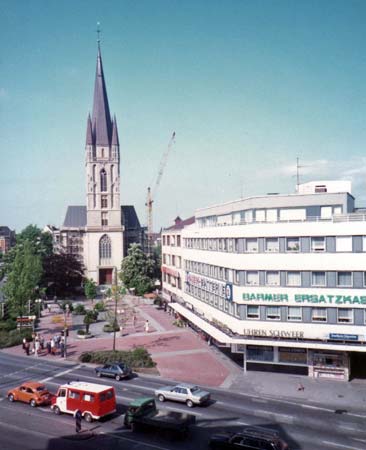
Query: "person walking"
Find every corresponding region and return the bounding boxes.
[75,410,82,434]
[34,338,40,357]
[144,320,149,333]
[133,314,137,329]
[50,337,56,355]
[25,341,30,356]
[46,339,51,355]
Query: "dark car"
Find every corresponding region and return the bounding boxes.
[95,362,132,381]
[209,427,289,450]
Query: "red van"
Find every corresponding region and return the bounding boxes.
[51,381,116,422]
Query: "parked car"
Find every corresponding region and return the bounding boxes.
[95,362,132,381]
[155,383,210,408]
[209,427,289,450]
[7,381,53,407]
[51,381,116,422]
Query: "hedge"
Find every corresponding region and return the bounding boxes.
[0,328,33,349]
[79,347,156,368]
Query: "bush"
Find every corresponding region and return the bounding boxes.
[77,329,86,335]
[73,304,86,315]
[103,323,120,333]
[94,301,105,312]
[0,318,17,332]
[79,347,156,368]
[173,319,185,328]
[0,328,33,348]
[60,300,74,313]
[153,297,163,307]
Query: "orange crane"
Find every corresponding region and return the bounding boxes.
[146,132,176,253]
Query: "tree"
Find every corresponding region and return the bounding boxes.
[17,225,53,257]
[84,310,98,334]
[3,241,42,320]
[119,244,155,295]
[84,278,97,303]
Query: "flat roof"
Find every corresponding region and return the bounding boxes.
[61,381,113,393]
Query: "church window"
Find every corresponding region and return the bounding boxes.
[101,212,108,226]
[99,234,111,259]
[92,165,96,181]
[111,165,114,182]
[100,169,107,192]
[101,148,104,158]
[111,184,114,208]
[101,195,108,209]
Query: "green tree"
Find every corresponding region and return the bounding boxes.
[119,244,155,295]
[3,241,42,320]
[84,310,98,334]
[17,225,53,257]
[84,278,97,303]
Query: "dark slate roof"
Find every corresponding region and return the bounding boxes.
[62,205,141,230]
[111,116,119,146]
[165,216,195,230]
[92,45,112,146]
[0,226,12,236]
[86,114,93,145]
[122,206,141,230]
[63,206,87,228]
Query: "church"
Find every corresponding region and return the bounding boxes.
[58,43,143,285]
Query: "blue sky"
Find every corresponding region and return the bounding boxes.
[2,0,366,232]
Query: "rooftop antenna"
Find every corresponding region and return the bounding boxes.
[295,157,311,193]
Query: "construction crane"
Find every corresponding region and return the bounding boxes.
[146,132,176,253]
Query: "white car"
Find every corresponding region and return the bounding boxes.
[155,383,210,408]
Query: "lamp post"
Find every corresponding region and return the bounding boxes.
[35,298,42,319]
[63,303,69,358]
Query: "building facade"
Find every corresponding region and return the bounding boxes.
[162,181,366,380]
[0,226,15,255]
[59,44,142,284]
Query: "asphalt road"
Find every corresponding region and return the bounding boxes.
[0,353,365,450]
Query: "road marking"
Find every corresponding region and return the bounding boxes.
[322,440,364,450]
[237,421,249,425]
[301,404,333,412]
[101,431,177,450]
[339,425,358,431]
[40,364,81,382]
[252,398,268,403]
[353,438,366,444]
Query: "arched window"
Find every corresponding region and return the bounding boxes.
[99,234,111,260]
[100,169,107,192]
[92,165,96,181]
[111,165,114,183]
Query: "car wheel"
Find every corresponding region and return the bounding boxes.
[84,413,92,423]
[158,394,165,402]
[186,399,194,408]
[115,374,121,381]
[30,399,37,407]
[97,371,102,377]
[53,406,61,415]
[8,394,15,402]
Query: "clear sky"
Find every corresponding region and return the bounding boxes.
[2,0,366,232]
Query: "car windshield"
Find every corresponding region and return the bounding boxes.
[35,386,46,392]
[117,364,126,370]
[190,386,200,393]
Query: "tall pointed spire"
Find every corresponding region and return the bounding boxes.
[91,44,112,146]
[112,115,119,146]
[86,114,93,145]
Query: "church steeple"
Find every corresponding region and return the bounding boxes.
[111,115,119,146]
[86,114,93,145]
[91,44,112,146]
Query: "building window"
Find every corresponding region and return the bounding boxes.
[246,238,258,253]
[255,210,265,222]
[100,169,107,192]
[286,237,300,252]
[336,236,352,252]
[311,237,325,252]
[247,345,274,362]
[99,234,111,260]
[320,206,332,218]
[177,235,181,247]
[363,236,366,252]
[265,238,279,252]
[364,272,366,286]
[101,212,108,226]
[246,271,259,285]
[311,308,327,322]
[287,271,301,286]
[337,308,353,324]
[246,305,259,319]
[287,306,302,321]
[312,271,326,287]
[337,271,352,287]
[266,306,280,320]
[266,271,280,286]
[101,195,108,208]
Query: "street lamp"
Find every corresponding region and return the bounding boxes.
[35,298,42,319]
[63,303,69,358]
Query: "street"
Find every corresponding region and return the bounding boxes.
[0,353,365,450]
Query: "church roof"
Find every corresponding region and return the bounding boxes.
[62,205,141,230]
[85,114,93,145]
[91,45,112,146]
[111,116,119,146]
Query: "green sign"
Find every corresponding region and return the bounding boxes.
[242,292,366,305]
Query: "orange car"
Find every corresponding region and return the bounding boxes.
[7,381,53,407]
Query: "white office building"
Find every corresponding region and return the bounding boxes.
[162,181,366,381]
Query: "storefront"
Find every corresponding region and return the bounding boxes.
[308,350,349,380]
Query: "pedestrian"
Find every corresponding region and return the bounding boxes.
[133,314,137,328]
[25,341,30,356]
[297,383,305,392]
[60,341,65,358]
[40,336,45,350]
[48,304,51,313]
[22,337,26,351]
[55,335,61,349]
[46,339,51,355]
[144,320,149,333]
[34,339,40,357]
[50,338,56,355]
[75,409,82,434]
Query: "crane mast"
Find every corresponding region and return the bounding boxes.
[146,132,176,253]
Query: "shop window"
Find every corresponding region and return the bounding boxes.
[287,271,301,286]
[246,271,259,285]
[287,306,302,321]
[312,271,326,287]
[279,347,307,364]
[337,308,353,324]
[266,306,280,320]
[336,236,352,252]
[266,271,280,286]
[246,238,258,253]
[311,308,327,322]
[311,237,325,252]
[265,238,279,252]
[286,237,300,252]
[337,272,352,287]
[246,305,259,319]
[247,345,274,361]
